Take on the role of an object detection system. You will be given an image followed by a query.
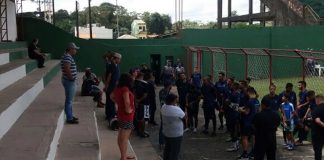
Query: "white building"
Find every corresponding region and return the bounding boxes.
[131,20,147,39]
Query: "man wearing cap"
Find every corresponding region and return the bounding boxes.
[104,52,122,123]
[61,42,80,124]
[252,95,281,160]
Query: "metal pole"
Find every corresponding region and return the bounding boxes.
[249,0,253,24]
[228,0,232,28]
[241,49,249,80]
[175,0,177,30]
[217,0,223,29]
[263,49,273,85]
[76,0,79,38]
[88,0,92,39]
[52,0,55,25]
[220,48,228,77]
[116,0,119,37]
[295,50,306,81]
[38,0,41,12]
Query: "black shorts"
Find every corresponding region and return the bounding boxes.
[118,120,134,130]
[241,125,253,136]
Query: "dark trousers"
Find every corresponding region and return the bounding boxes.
[30,54,45,68]
[105,89,115,121]
[163,136,183,160]
[159,120,165,145]
[298,127,309,142]
[254,141,276,160]
[149,101,157,122]
[312,137,324,160]
[188,101,199,128]
[203,107,216,132]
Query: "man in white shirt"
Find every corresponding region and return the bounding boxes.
[161,93,185,160]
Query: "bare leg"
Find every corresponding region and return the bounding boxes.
[118,128,132,160]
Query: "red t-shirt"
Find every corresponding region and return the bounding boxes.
[113,86,135,122]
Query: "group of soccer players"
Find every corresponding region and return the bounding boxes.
[168,68,316,160]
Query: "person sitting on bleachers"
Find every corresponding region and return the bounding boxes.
[28,38,46,68]
[81,67,104,108]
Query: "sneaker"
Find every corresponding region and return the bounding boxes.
[287,144,295,151]
[226,146,239,152]
[211,132,217,137]
[226,144,239,152]
[193,128,198,133]
[184,128,190,133]
[66,119,79,124]
[287,146,293,151]
[218,125,224,130]
[226,137,233,142]
[247,151,254,159]
[282,142,288,147]
[237,153,249,160]
[73,116,79,121]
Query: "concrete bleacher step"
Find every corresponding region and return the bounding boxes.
[55,91,99,160]
[0,48,28,65]
[0,73,64,160]
[0,58,37,91]
[0,60,60,140]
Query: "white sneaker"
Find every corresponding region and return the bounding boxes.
[193,128,197,133]
[184,128,190,133]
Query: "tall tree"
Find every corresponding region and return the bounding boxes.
[149,12,164,34]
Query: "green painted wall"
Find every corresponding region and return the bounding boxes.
[21,17,324,80]
[182,28,271,48]
[271,25,324,51]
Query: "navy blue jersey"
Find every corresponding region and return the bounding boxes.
[279,91,297,109]
[187,84,201,103]
[175,79,189,101]
[299,90,308,104]
[239,91,249,107]
[265,94,280,112]
[134,80,149,105]
[147,81,156,104]
[241,98,260,126]
[201,83,216,108]
[309,100,317,114]
[225,90,241,121]
[191,73,202,88]
[215,80,228,101]
[298,90,308,116]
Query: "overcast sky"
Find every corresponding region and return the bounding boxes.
[23,0,261,23]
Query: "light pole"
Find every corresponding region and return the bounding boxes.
[76,0,79,38]
[116,0,119,38]
[88,0,92,39]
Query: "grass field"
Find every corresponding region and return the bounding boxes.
[250,76,324,99]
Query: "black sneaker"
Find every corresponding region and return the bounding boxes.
[66,119,79,124]
[211,132,217,137]
[237,153,249,160]
[73,116,79,121]
[218,125,224,130]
